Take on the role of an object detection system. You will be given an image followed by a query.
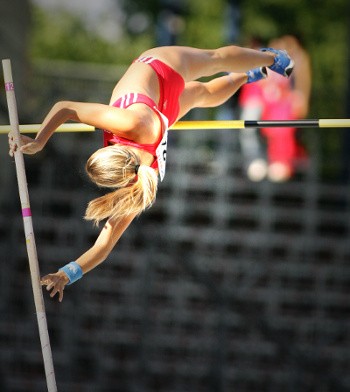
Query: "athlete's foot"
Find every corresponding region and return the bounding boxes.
[261,48,294,78]
[246,66,267,84]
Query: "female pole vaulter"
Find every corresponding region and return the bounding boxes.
[8,44,293,301]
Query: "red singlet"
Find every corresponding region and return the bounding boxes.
[103,57,185,169]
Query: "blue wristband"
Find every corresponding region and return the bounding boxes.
[59,261,83,285]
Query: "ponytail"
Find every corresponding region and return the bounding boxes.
[84,145,158,226]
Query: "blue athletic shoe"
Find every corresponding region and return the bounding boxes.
[246,66,267,84]
[261,48,294,77]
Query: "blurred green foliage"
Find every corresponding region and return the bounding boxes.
[31,8,115,62]
[30,7,154,64]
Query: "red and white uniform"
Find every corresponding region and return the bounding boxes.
[103,57,185,177]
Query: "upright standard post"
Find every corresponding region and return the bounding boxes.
[2,59,58,392]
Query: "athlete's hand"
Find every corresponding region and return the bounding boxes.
[41,271,70,302]
[8,133,43,157]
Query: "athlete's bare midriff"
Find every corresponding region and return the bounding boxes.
[110,62,161,106]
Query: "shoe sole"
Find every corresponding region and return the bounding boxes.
[285,59,295,77]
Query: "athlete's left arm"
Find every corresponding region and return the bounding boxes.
[9,101,143,156]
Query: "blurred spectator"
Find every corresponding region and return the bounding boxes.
[239,34,312,182]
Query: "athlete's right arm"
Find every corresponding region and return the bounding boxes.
[41,213,137,302]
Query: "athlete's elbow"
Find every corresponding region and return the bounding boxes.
[54,101,77,121]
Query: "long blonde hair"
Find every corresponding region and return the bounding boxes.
[84,145,158,225]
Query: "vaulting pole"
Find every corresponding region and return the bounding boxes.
[2,59,58,392]
[1,118,350,134]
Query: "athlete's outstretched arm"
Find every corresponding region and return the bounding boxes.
[8,100,143,156]
[41,213,137,302]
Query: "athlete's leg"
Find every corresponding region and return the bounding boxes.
[143,45,276,81]
[178,72,248,119]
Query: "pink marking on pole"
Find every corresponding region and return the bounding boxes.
[5,82,14,91]
[22,208,32,217]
